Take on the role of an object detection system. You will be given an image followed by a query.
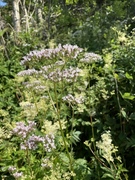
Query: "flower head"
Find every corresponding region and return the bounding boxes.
[41,66,81,83]
[8,166,17,172]
[20,44,83,66]
[13,121,36,139]
[43,134,56,152]
[17,69,38,77]
[8,166,23,179]
[62,94,84,104]
[13,172,23,179]
[80,52,102,64]
[20,134,44,150]
[41,158,52,169]
[96,130,118,163]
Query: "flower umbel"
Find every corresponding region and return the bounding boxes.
[17,69,38,76]
[62,94,84,104]
[20,134,44,150]
[13,121,56,151]
[20,44,83,65]
[12,121,36,139]
[80,52,102,64]
[20,133,56,151]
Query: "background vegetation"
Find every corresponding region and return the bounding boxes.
[1,0,135,179]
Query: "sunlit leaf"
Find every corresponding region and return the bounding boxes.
[125,72,133,80]
[121,92,135,100]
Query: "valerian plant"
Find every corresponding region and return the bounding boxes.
[0,44,128,179]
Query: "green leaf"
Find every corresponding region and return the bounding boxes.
[102,173,114,179]
[59,152,69,165]
[126,136,135,148]
[70,130,81,145]
[101,166,115,179]
[125,72,133,80]
[66,0,78,5]
[129,112,135,120]
[0,28,8,37]
[121,92,135,100]
[121,110,127,118]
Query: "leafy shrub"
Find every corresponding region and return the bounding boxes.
[0,43,129,179]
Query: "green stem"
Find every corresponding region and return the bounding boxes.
[25,148,33,179]
[90,115,96,151]
[88,64,96,150]
[112,161,123,180]
[88,64,100,179]
[47,85,75,177]
[114,73,123,132]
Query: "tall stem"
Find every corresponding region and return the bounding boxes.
[88,64,100,179]
[48,84,75,177]
[114,73,123,132]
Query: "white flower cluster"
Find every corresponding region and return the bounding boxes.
[41,158,52,169]
[17,65,81,83]
[8,166,23,179]
[17,69,38,76]
[96,130,118,163]
[22,80,41,88]
[22,80,47,93]
[20,133,56,152]
[46,67,81,82]
[13,121,36,139]
[62,94,84,104]
[20,134,44,150]
[80,52,102,64]
[20,44,83,65]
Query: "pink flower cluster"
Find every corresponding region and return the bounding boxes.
[20,44,83,65]
[13,121,56,152]
[8,166,23,179]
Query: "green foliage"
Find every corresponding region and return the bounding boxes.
[0,43,128,179]
[73,159,92,179]
[1,0,135,179]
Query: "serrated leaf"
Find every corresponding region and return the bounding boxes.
[70,130,81,145]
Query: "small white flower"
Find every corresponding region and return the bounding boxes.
[62,94,84,104]
[80,52,102,64]
[96,130,118,163]
[13,172,23,178]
